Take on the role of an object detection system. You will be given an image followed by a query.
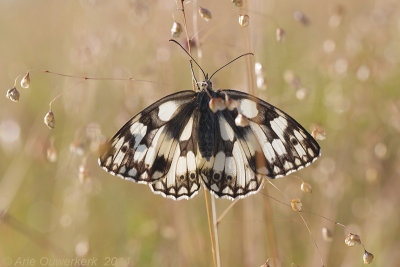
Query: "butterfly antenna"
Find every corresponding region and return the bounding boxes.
[169,39,207,79]
[190,61,201,91]
[209,52,254,80]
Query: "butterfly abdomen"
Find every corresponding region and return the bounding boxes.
[197,92,216,160]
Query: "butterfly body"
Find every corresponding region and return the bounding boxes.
[99,77,320,200]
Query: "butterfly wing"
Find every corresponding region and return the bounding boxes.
[149,110,202,200]
[199,89,320,199]
[99,91,201,195]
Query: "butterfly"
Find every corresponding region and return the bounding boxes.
[99,42,320,200]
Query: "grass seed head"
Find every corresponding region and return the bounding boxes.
[255,63,267,90]
[256,76,266,90]
[171,21,183,38]
[294,10,310,25]
[199,7,212,21]
[255,62,263,76]
[363,250,374,264]
[20,72,30,88]
[44,109,55,129]
[291,198,303,212]
[296,87,308,100]
[79,163,89,183]
[329,6,344,28]
[312,125,326,140]
[345,233,361,247]
[46,142,57,162]
[238,15,249,27]
[301,182,312,193]
[276,28,286,41]
[6,87,20,102]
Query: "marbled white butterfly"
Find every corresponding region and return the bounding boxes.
[99,42,320,200]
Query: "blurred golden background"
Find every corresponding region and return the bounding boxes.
[1,0,399,266]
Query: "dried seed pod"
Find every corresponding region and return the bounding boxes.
[296,87,307,100]
[44,109,55,129]
[276,28,286,42]
[260,259,270,267]
[300,182,312,193]
[323,39,336,53]
[283,70,301,89]
[199,7,212,21]
[171,21,183,38]
[329,6,343,28]
[209,98,226,113]
[294,10,310,25]
[6,87,20,102]
[322,227,333,242]
[232,0,243,7]
[20,72,30,88]
[357,65,370,82]
[235,113,249,127]
[254,62,263,76]
[345,233,361,247]
[238,15,249,27]
[46,142,58,162]
[256,76,266,90]
[363,250,374,264]
[75,239,89,257]
[254,63,267,90]
[290,199,303,212]
[312,125,326,140]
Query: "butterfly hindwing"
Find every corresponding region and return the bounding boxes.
[150,112,201,200]
[98,90,197,184]
[198,110,265,199]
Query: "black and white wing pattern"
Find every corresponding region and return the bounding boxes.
[99,90,203,200]
[197,89,320,199]
[99,86,320,201]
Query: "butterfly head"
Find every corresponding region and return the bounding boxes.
[199,74,213,93]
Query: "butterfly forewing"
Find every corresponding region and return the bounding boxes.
[99,91,198,185]
[221,89,320,178]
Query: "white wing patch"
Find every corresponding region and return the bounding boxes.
[158,100,185,121]
[180,117,193,141]
[150,144,201,200]
[219,116,235,141]
[238,99,258,118]
[233,141,246,188]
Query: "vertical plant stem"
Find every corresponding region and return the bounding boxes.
[204,190,218,267]
[263,187,279,267]
[180,0,191,55]
[178,1,219,266]
[211,195,221,266]
[243,0,280,264]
